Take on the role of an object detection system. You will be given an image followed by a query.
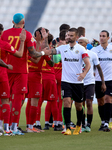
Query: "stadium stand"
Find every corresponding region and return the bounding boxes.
[0,0,112,41]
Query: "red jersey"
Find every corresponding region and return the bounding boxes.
[1,27,34,73]
[54,61,62,79]
[0,39,16,82]
[42,57,55,80]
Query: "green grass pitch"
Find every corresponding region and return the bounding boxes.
[0,103,112,150]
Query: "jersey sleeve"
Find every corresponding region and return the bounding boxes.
[56,46,62,54]
[81,47,89,59]
[26,31,34,48]
[4,42,16,54]
[93,52,100,66]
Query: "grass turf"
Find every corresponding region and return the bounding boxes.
[0,103,112,150]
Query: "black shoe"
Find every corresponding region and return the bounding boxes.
[57,124,63,131]
[49,123,53,127]
[103,125,110,132]
[54,125,60,131]
[70,121,76,128]
[33,125,42,130]
[43,124,49,130]
[17,127,28,133]
[98,124,104,131]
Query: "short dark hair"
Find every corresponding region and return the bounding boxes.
[0,24,4,31]
[68,28,78,35]
[34,27,49,39]
[59,30,67,41]
[48,33,53,45]
[100,30,109,37]
[77,26,85,37]
[59,24,70,32]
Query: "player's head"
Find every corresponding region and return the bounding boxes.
[12,13,25,27]
[0,23,4,36]
[99,30,109,44]
[59,30,67,45]
[78,37,88,49]
[48,33,53,47]
[59,30,67,41]
[34,27,49,40]
[59,24,70,32]
[77,26,85,38]
[68,28,78,43]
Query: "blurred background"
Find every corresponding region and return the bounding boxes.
[0,0,112,42]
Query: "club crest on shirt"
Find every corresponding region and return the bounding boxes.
[64,50,67,53]
[75,50,79,54]
[110,50,112,53]
[31,37,34,43]
[11,46,14,51]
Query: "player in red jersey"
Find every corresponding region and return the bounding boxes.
[53,30,67,130]
[1,13,48,135]
[0,23,26,136]
[26,28,53,133]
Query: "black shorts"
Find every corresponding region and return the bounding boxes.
[61,81,84,103]
[95,81,112,98]
[83,84,95,101]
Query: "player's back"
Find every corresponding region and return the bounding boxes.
[1,27,34,74]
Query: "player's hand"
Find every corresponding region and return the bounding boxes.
[33,31,41,42]
[77,73,85,81]
[43,47,51,55]
[101,82,106,93]
[41,28,49,39]
[7,64,13,70]
[20,29,26,42]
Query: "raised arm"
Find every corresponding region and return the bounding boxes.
[13,29,26,58]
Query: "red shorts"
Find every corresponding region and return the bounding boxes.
[28,81,42,98]
[0,81,10,99]
[8,73,28,94]
[27,72,42,98]
[42,79,58,101]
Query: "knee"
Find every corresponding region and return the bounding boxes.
[75,103,82,111]
[86,100,92,109]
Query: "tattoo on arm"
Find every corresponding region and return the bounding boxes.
[51,48,57,55]
[28,46,42,58]
[47,60,54,67]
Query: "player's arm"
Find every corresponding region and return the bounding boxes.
[13,29,26,58]
[0,59,13,70]
[42,47,57,55]
[28,46,44,58]
[96,64,106,92]
[77,57,91,81]
[44,55,54,67]
[29,57,41,64]
[82,57,91,77]
[46,59,54,67]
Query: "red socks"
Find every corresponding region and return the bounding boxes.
[2,104,10,124]
[25,99,31,125]
[29,106,37,125]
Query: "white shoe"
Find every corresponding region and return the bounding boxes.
[61,127,66,134]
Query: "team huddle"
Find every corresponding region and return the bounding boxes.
[0,13,112,136]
